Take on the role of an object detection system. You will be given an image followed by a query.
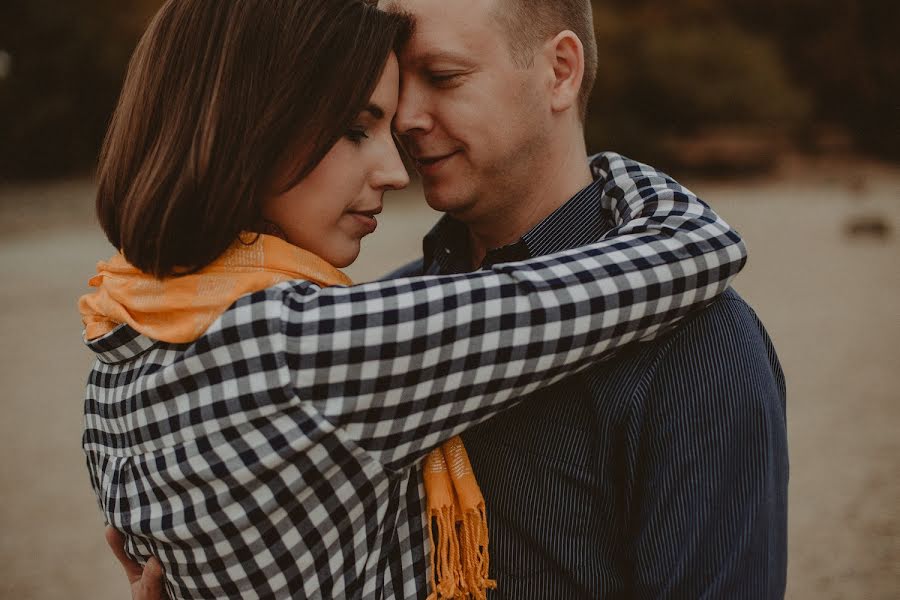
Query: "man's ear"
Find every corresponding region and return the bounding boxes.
[545,31,585,115]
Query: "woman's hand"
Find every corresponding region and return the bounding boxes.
[105,527,165,600]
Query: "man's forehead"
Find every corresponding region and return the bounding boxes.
[385,0,501,62]
[385,0,499,17]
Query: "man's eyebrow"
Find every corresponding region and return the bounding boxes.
[362,103,385,120]
[412,50,474,67]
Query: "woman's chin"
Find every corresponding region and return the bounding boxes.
[328,244,362,269]
[280,236,360,269]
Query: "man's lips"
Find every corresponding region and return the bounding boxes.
[414,151,459,175]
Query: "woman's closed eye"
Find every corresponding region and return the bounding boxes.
[345,126,369,144]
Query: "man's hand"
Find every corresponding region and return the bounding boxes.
[105,526,165,600]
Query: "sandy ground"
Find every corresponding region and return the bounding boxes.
[0,156,897,599]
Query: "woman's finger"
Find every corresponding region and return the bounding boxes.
[140,557,165,599]
[104,526,144,583]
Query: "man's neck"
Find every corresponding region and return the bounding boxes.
[466,138,593,268]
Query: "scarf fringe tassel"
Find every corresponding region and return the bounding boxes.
[427,504,496,600]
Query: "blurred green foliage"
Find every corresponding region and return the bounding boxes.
[0,0,896,179]
[0,0,159,179]
[588,0,898,168]
[587,2,811,169]
[723,0,899,159]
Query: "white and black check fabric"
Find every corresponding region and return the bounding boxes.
[83,153,747,599]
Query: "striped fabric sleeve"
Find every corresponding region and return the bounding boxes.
[213,158,747,470]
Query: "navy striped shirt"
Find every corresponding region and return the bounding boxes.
[391,156,788,598]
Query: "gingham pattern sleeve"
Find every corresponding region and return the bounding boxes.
[210,153,746,472]
[83,154,746,599]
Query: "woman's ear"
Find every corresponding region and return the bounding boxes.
[545,30,585,115]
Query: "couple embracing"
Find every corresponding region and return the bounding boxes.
[80,1,787,598]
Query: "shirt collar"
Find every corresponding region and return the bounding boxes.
[422,164,612,273]
[422,214,473,274]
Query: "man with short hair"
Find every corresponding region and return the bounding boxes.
[384,0,788,597]
[113,0,787,597]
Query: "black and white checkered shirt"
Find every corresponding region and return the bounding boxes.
[83,153,747,599]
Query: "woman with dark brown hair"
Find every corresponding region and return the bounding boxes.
[80,1,746,598]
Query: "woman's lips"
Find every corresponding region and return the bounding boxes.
[347,211,378,235]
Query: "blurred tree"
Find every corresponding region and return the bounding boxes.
[0,0,160,179]
[586,1,811,170]
[724,0,900,158]
[586,0,898,162]
[0,0,895,180]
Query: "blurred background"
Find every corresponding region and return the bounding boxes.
[0,1,897,598]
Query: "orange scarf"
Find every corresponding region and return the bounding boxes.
[423,437,495,599]
[78,233,494,599]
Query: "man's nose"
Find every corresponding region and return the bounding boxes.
[394,80,431,137]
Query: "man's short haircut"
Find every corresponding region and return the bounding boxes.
[493,0,597,121]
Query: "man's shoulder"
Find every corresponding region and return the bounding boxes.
[640,288,774,365]
[637,288,784,400]
[662,288,769,356]
[585,289,783,402]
